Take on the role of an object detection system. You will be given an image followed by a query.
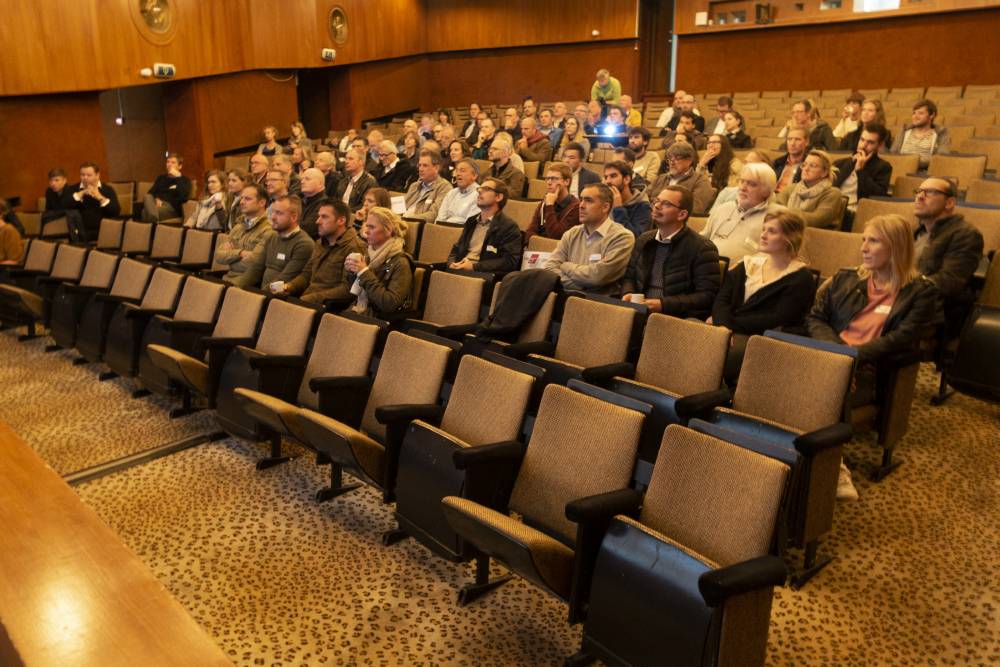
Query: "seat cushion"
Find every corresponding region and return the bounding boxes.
[0,285,44,319]
[295,408,386,484]
[441,496,575,599]
[233,388,309,443]
[145,344,209,394]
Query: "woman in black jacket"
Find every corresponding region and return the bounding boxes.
[711,206,817,383]
[722,111,753,149]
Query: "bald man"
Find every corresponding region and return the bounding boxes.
[298,168,329,239]
[516,117,553,163]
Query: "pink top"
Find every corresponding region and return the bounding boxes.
[840,277,895,347]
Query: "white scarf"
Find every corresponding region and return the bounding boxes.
[350,236,405,314]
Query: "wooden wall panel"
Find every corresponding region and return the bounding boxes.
[343,56,430,127]
[676,7,1000,92]
[426,40,640,108]
[425,0,637,52]
[196,72,300,155]
[99,86,168,184]
[0,94,108,211]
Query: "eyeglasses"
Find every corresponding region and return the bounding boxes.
[666,155,692,163]
[653,199,681,209]
[914,187,950,197]
[377,153,393,159]
[543,176,563,182]
[477,186,496,193]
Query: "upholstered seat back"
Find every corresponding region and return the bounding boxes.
[509,384,644,544]
[733,335,853,433]
[171,277,225,324]
[21,239,56,272]
[440,355,534,445]
[801,228,861,279]
[361,331,451,440]
[120,221,153,255]
[138,269,184,311]
[554,297,634,368]
[179,229,214,265]
[108,258,153,300]
[254,299,315,356]
[149,224,185,259]
[95,218,124,250]
[48,244,88,281]
[297,314,380,410]
[210,288,266,339]
[641,425,789,566]
[635,315,729,395]
[78,251,119,289]
[421,271,484,327]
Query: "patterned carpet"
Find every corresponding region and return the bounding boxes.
[1,324,998,665]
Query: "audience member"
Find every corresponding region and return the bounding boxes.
[604,160,651,238]
[585,100,603,134]
[298,168,329,239]
[350,136,379,175]
[611,148,648,192]
[537,109,563,147]
[460,103,481,143]
[666,94,705,132]
[778,99,837,151]
[0,213,25,264]
[702,162,776,264]
[344,207,413,318]
[436,158,481,223]
[648,143,716,215]
[359,188,392,229]
[471,117,497,160]
[142,153,191,222]
[573,103,589,130]
[184,170,226,230]
[313,151,341,197]
[912,177,985,334]
[418,115,435,141]
[525,163,580,242]
[775,150,844,229]
[444,140,472,184]
[555,117,591,160]
[562,143,601,198]
[373,140,415,192]
[248,153,269,187]
[66,162,120,244]
[335,148,377,223]
[283,199,366,304]
[399,131,422,168]
[445,179,522,275]
[521,98,537,120]
[722,110,753,149]
[662,110,707,149]
[339,129,358,153]
[711,206,816,383]
[655,89,687,129]
[516,117,553,163]
[833,92,866,140]
[403,150,453,223]
[840,99,892,151]
[288,121,313,152]
[487,139,526,199]
[271,154,301,195]
[773,127,808,193]
[891,99,951,169]
[257,125,281,156]
[552,102,568,129]
[502,107,522,143]
[833,123,892,214]
[621,185,721,319]
[235,195,314,292]
[222,169,249,231]
[698,134,742,194]
[598,105,628,137]
[619,95,642,128]
[264,170,290,217]
[216,184,274,284]
[291,145,312,174]
[710,149,772,212]
[543,183,634,295]
[628,127,661,179]
[705,96,734,136]
[591,69,622,104]
[437,109,455,127]
[42,168,71,223]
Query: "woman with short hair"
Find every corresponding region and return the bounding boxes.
[775,150,845,230]
[344,207,413,318]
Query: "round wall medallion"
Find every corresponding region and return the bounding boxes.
[329,6,349,46]
[130,0,178,45]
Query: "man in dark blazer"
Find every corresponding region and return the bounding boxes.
[373,140,415,192]
[447,178,523,276]
[66,162,120,244]
[833,123,892,213]
[562,143,601,198]
[335,148,377,227]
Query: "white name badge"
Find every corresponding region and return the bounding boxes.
[521,251,551,270]
[276,252,287,261]
[588,253,602,263]
[875,304,892,315]
[391,195,406,214]
[486,245,497,254]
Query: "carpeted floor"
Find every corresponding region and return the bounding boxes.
[1,325,998,665]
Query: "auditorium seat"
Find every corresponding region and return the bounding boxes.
[573,424,789,667]
[415,222,463,266]
[801,227,862,278]
[891,174,925,201]
[95,218,125,250]
[0,243,88,339]
[47,251,120,351]
[700,333,854,586]
[607,314,731,473]
[295,330,456,502]
[207,233,231,274]
[965,177,1000,206]
[526,179,547,200]
[40,214,69,239]
[955,202,1000,253]
[167,228,216,272]
[119,220,154,257]
[76,266,182,369]
[145,287,267,415]
[403,269,491,339]
[147,223,186,263]
[526,234,558,252]
[441,380,648,619]
[213,299,319,440]
[853,197,914,231]
[927,153,988,190]
[503,199,537,230]
[958,138,1000,173]
[134,277,227,397]
[0,238,56,287]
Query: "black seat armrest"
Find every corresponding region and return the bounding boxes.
[124,307,173,320]
[311,375,372,428]
[435,323,481,340]
[565,488,642,524]
[308,375,372,394]
[698,555,787,607]
[163,320,215,333]
[375,403,447,500]
[503,340,555,360]
[248,354,308,370]
[581,362,635,385]
[38,276,79,286]
[453,440,527,470]
[6,269,45,278]
[322,295,356,313]
[201,269,229,279]
[374,403,445,427]
[94,293,137,304]
[201,336,255,350]
[793,422,853,456]
[673,388,732,422]
[61,284,105,295]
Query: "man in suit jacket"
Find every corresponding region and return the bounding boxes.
[447,178,523,276]
[373,140,415,192]
[66,162,120,244]
[562,143,600,198]
[335,148,377,226]
[833,123,892,213]
[403,150,453,223]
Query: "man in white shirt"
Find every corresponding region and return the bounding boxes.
[435,158,481,224]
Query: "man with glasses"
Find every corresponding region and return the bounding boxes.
[604,160,650,238]
[373,139,415,192]
[264,169,290,218]
[446,179,522,275]
[621,185,721,318]
[648,143,715,216]
[543,183,635,295]
[702,163,776,265]
[436,158,481,224]
[525,163,580,242]
[913,177,984,334]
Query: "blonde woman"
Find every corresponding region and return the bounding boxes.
[343,206,413,318]
[288,121,313,152]
[775,150,844,229]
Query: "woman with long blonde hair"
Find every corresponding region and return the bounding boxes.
[343,206,413,318]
